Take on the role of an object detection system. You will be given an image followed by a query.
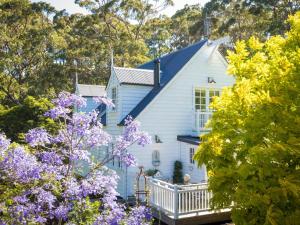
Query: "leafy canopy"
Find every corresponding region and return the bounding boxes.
[194,12,300,225]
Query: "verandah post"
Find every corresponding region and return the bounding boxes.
[174,185,179,219]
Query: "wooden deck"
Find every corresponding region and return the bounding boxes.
[148,178,232,225]
[152,208,231,225]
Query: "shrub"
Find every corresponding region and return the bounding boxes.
[173,161,183,184]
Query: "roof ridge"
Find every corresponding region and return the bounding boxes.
[113,66,153,72]
[77,84,105,87]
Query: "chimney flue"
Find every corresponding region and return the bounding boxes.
[154,58,160,87]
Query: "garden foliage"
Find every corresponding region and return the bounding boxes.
[0,92,152,225]
[194,12,300,225]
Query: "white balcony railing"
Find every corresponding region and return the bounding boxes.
[148,178,212,219]
[194,111,213,132]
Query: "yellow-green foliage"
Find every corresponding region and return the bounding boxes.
[194,12,300,225]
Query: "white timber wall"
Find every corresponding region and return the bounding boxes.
[120,85,152,120]
[124,44,235,197]
[179,142,207,183]
[105,70,126,196]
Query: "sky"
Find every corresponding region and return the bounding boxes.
[31,0,210,16]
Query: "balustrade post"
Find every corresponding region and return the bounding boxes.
[174,185,179,219]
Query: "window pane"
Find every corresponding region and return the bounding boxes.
[200,90,205,97]
[195,98,200,104]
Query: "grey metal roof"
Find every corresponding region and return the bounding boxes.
[76,84,106,97]
[113,67,154,86]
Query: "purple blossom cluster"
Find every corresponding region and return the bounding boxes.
[0,91,152,225]
[0,146,41,183]
[112,116,151,166]
[25,128,50,147]
[94,95,115,108]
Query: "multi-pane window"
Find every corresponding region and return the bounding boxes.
[111,87,117,111]
[152,150,160,166]
[209,90,220,107]
[195,89,206,111]
[190,148,195,164]
[195,89,220,111]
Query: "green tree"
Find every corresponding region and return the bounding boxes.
[0,96,57,142]
[0,0,71,104]
[194,12,300,225]
[201,0,300,42]
[170,4,203,49]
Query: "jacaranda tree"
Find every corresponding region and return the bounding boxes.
[194,12,300,225]
[0,91,152,225]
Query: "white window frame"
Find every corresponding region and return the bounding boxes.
[190,148,195,164]
[194,88,221,112]
[152,150,160,166]
[111,87,117,111]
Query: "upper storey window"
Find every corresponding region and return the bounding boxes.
[195,89,220,112]
[111,87,117,111]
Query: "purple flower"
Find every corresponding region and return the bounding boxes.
[1,146,41,183]
[126,206,152,225]
[63,178,81,199]
[85,126,111,148]
[123,116,151,145]
[0,91,152,224]
[39,151,63,165]
[53,204,69,221]
[137,131,152,147]
[25,128,50,147]
[121,153,137,167]
[53,91,86,108]
[45,106,70,119]
[13,195,29,204]
[34,188,56,209]
[93,95,115,108]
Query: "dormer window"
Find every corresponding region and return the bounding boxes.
[111,87,117,111]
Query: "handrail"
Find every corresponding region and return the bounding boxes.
[148,178,212,219]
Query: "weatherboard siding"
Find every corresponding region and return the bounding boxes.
[120,85,152,120]
[78,97,99,113]
[105,69,127,196]
[124,44,235,196]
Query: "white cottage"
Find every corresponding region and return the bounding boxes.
[97,39,235,199]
